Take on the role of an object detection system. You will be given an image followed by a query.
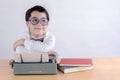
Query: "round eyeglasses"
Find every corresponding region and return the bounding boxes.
[28,17,48,26]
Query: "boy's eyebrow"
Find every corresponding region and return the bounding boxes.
[40,17,47,19]
[29,17,47,20]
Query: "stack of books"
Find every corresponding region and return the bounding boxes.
[58,58,93,73]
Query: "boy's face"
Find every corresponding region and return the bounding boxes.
[26,11,48,37]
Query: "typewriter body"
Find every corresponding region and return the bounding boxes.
[11,53,57,75]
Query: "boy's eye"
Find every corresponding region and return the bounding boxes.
[32,18,38,23]
[31,17,39,22]
[41,19,47,22]
[29,17,39,25]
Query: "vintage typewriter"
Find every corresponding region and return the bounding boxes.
[10,53,57,75]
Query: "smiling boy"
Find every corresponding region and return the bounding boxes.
[13,5,57,57]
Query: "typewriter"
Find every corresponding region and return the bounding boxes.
[10,53,57,75]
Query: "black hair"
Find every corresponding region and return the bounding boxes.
[25,5,49,21]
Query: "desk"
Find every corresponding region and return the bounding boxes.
[0,57,120,80]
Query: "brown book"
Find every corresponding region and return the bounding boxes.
[59,58,93,66]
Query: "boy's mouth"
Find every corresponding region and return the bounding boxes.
[34,28,43,30]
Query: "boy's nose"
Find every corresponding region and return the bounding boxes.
[36,23,43,28]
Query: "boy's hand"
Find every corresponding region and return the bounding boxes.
[48,50,58,58]
[13,39,25,51]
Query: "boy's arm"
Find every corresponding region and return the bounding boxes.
[13,39,25,51]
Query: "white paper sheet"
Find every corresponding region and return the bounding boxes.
[13,53,42,62]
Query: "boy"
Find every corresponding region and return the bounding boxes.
[13,5,57,57]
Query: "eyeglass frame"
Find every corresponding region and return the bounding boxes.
[28,17,49,26]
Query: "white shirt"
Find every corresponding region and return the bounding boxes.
[16,31,55,53]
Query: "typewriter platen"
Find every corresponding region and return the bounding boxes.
[11,53,57,75]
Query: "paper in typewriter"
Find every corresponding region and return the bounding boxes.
[13,53,42,62]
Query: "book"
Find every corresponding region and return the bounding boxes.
[58,65,94,74]
[59,58,93,66]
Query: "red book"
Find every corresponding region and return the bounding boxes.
[59,58,93,66]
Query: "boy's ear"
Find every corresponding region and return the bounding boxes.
[26,22,29,28]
